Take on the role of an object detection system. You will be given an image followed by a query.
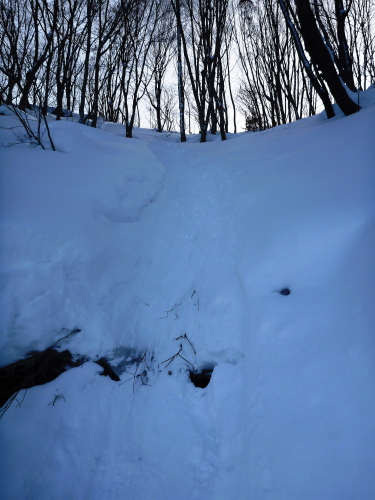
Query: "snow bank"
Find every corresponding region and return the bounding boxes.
[0,116,165,364]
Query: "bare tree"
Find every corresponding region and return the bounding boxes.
[173,0,187,141]
[171,0,231,142]
[78,0,97,123]
[235,0,316,129]
[277,0,359,117]
[53,0,86,119]
[117,0,162,138]
[0,0,32,104]
[18,0,59,111]
[145,0,175,132]
[343,0,375,90]
[90,0,123,128]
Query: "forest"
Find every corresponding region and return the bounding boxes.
[1,2,375,498]
[1,0,374,141]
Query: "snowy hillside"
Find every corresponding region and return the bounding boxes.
[1,96,375,499]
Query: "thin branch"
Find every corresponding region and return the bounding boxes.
[48,393,66,406]
[159,303,181,320]
[15,389,27,408]
[50,328,81,349]
[161,344,195,369]
[42,113,55,151]
[119,350,149,392]
[173,333,196,354]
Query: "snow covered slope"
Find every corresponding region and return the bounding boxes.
[1,97,375,499]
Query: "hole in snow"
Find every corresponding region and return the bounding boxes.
[189,364,215,388]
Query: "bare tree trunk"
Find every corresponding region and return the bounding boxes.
[294,0,359,115]
[176,0,186,142]
[19,1,58,111]
[42,46,54,115]
[335,0,356,91]
[225,28,236,133]
[79,1,93,124]
[91,50,101,128]
[277,0,335,118]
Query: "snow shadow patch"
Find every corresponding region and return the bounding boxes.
[189,363,216,388]
[0,339,124,416]
[0,348,86,410]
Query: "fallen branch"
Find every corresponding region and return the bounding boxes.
[119,350,150,392]
[51,328,81,349]
[173,333,196,354]
[48,393,66,406]
[161,345,194,370]
[159,303,181,320]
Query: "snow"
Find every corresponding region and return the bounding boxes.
[1,92,375,499]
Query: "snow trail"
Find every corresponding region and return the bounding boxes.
[130,136,248,366]
[129,137,250,494]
